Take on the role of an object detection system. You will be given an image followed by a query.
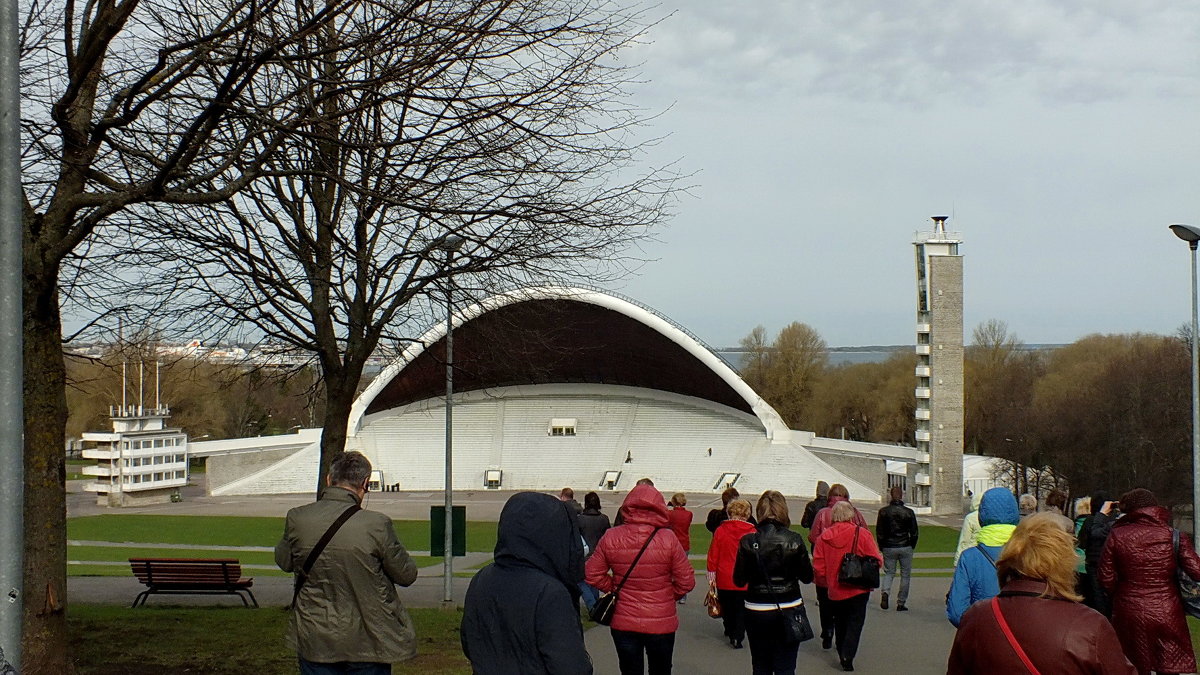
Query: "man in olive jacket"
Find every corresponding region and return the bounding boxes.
[276,451,418,674]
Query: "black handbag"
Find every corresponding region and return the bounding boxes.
[837,523,881,589]
[751,535,814,644]
[590,528,663,625]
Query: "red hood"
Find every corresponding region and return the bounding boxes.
[827,495,849,508]
[819,520,865,548]
[619,484,669,527]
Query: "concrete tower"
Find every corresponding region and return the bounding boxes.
[913,216,964,515]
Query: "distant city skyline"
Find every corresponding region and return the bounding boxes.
[604,1,1200,349]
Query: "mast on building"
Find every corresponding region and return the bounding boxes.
[912,216,964,515]
[81,361,189,506]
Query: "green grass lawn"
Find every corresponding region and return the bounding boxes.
[69,515,501,552]
[69,604,470,675]
[65,515,961,577]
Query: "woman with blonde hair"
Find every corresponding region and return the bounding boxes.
[707,499,756,648]
[734,490,813,675]
[948,513,1135,674]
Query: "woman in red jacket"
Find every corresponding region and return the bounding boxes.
[586,484,695,675]
[1100,488,1200,675]
[706,499,756,648]
[667,493,693,604]
[813,501,883,672]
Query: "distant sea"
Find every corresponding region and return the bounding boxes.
[715,348,904,370]
[715,344,1061,371]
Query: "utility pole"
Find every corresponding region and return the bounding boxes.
[0,0,24,662]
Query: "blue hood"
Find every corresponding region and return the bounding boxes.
[978,487,1019,527]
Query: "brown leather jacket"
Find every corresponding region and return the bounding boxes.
[947,579,1135,675]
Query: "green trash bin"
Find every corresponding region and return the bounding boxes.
[430,505,466,557]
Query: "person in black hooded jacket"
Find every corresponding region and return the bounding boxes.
[462,492,593,675]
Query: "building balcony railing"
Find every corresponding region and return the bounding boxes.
[915,365,931,377]
[916,323,931,333]
[915,429,931,442]
[915,345,931,355]
[915,387,931,399]
[914,408,931,420]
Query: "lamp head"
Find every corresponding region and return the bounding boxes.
[1170,224,1200,247]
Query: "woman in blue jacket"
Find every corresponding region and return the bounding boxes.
[946,487,1019,627]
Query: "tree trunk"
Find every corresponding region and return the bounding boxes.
[21,267,68,674]
[314,374,359,496]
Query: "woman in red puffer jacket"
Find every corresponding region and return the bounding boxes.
[1100,488,1200,675]
[586,484,695,675]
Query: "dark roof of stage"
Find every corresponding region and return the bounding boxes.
[363,298,754,417]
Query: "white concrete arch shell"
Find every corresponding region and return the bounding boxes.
[208,286,882,501]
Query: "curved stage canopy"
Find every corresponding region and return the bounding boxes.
[352,287,791,440]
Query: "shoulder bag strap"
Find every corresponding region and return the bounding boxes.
[291,503,362,608]
[976,543,997,568]
[613,527,664,594]
[990,597,1041,675]
[851,523,861,555]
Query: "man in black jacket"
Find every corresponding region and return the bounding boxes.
[800,481,830,532]
[875,486,919,611]
[461,492,592,674]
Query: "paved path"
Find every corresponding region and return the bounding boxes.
[583,576,956,674]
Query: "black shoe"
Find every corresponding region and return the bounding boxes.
[734,639,743,649]
[729,637,736,647]
[822,633,833,650]
[841,658,855,671]
[897,603,908,612]
[880,592,889,610]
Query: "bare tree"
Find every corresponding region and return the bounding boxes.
[20,0,545,666]
[119,0,677,490]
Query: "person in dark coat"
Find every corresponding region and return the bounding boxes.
[1077,488,1117,616]
[948,513,1135,675]
[800,481,830,530]
[1100,488,1200,675]
[706,487,741,533]
[875,486,918,611]
[577,491,611,612]
[462,492,592,675]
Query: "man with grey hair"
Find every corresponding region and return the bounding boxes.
[276,451,418,674]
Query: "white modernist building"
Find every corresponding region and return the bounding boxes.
[203,287,933,502]
[82,404,189,506]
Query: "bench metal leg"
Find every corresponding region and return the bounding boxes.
[243,589,259,609]
[132,590,150,608]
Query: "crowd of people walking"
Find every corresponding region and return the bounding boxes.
[276,454,1200,675]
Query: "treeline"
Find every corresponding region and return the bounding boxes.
[65,352,326,443]
[739,319,1191,506]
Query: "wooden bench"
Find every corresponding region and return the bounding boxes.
[129,558,258,608]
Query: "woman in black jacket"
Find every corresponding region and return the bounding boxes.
[462,492,592,674]
[733,490,815,675]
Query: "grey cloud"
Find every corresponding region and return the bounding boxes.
[634,0,1200,105]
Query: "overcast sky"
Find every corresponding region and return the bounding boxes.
[607,1,1200,348]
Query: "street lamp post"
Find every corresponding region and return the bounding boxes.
[1170,223,1200,552]
[430,234,465,603]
